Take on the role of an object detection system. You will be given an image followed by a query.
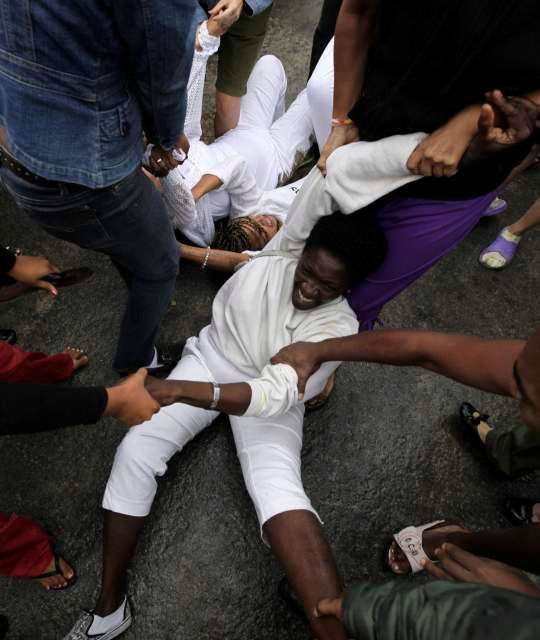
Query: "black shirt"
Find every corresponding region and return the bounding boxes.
[350,0,540,199]
[0,383,108,436]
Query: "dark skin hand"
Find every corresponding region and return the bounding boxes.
[146,134,190,178]
[407,89,540,177]
[424,543,540,598]
[471,90,540,156]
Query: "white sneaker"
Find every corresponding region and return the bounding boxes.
[62,601,132,639]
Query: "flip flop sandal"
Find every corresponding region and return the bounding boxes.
[0,614,8,640]
[479,228,520,270]
[482,197,508,217]
[459,402,489,432]
[388,519,464,575]
[32,552,77,591]
[42,267,94,288]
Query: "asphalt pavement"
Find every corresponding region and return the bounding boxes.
[1,1,540,638]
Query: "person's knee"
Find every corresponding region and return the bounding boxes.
[254,55,286,89]
[245,448,309,517]
[114,429,165,479]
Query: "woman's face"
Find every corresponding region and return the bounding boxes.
[243,214,281,250]
[292,246,349,311]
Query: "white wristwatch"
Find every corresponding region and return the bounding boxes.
[209,382,221,410]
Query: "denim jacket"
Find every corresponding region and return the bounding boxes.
[0,1,197,188]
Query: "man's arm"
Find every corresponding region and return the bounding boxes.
[318,0,377,173]
[1,370,160,434]
[408,89,540,177]
[112,0,197,151]
[271,330,525,398]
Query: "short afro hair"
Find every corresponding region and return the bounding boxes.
[304,210,387,285]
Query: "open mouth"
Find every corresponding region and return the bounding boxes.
[295,287,315,306]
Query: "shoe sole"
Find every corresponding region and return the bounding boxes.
[92,615,132,640]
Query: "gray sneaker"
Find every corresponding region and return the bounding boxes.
[62,601,132,639]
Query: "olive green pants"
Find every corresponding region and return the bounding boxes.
[342,581,540,640]
[485,423,540,477]
[216,6,273,97]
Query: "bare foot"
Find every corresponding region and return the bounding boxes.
[388,521,470,575]
[35,556,74,590]
[63,347,89,371]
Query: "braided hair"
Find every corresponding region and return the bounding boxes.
[212,216,281,253]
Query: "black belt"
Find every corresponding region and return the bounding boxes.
[0,146,64,187]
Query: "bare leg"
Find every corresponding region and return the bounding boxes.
[94,510,146,616]
[508,197,540,236]
[214,92,241,137]
[264,510,347,640]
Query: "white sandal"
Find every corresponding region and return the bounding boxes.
[389,519,466,574]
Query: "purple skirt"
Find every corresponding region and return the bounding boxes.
[347,189,498,329]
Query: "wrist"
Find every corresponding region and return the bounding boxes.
[316,340,333,364]
[104,386,123,418]
[449,104,482,137]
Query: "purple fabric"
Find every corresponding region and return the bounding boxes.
[347,189,499,329]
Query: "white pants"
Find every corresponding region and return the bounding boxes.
[103,332,321,536]
[210,55,315,189]
[306,38,335,151]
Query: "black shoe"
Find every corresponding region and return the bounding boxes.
[0,329,16,344]
[277,577,306,619]
[0,614,8,640]
[116,342,186,378]
[503,496,540,526]
[460,402,490,433]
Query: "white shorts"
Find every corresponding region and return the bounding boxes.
[102,330,321,538]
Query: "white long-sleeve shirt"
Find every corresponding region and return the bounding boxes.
[205,133,427,418]
[204,253,359,417]
[266,133,427,257]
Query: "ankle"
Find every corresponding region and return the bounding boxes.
[444,530,471,549]
[94,593,125,617]
[503,226,522,241]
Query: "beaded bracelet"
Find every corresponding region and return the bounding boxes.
[331,117,354,127]
[201,246,211,270]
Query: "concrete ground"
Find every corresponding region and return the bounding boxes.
[1,1,540,638]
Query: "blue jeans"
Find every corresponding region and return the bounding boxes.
[1,167,179,371]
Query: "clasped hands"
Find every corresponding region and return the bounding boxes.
[407,90,540,178]
[145,133,190,178]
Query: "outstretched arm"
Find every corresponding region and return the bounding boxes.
[272,330,524,398]
[178,242,249,273]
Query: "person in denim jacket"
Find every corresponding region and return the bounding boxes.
[0,1,197,374]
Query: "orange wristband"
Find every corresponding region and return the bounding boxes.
[331,117,354,127]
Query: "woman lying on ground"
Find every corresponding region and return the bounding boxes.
[144,18,324,247]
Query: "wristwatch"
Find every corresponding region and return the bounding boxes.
[209,382,221,409]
